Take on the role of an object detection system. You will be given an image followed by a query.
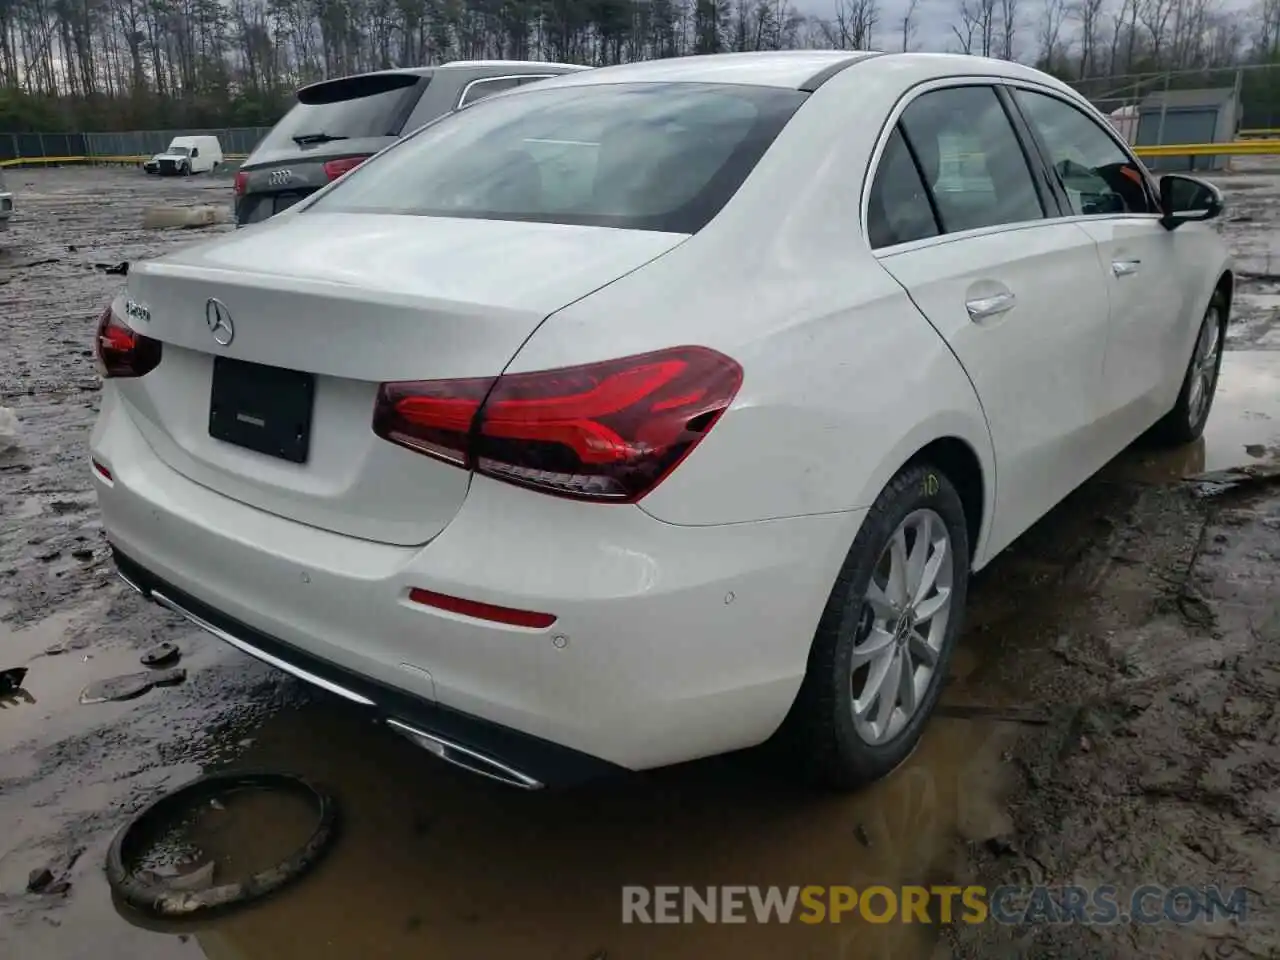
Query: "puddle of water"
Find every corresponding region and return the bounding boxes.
[0,600,166,754]
[106,699,1008,960]
[1108,350,1280,484]
[134,787,321,885]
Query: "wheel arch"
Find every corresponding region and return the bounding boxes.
[851,413,996,568]
[1214,269,1234,314]
[903,437,986,563]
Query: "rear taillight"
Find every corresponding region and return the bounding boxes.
[233,170,248,196]
[94,306,162,379]
[373,346,742,503]
[323,156,371,181]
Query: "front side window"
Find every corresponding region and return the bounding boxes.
[1013,89,1154,216]
[307,82,808,234]
[898,85,1045,234]
[866,127,939,248]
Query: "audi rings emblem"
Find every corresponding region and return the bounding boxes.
[268,169,294,187]
[205,298,235,346]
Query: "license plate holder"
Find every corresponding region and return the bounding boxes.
[209,356,315,464]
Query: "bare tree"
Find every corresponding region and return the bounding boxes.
[817,0,878,47]
[1107,0,1141,76]
[951,0,978,51]
[1037,0,1069,67]
[1139,0,1175,62]
[951,0,997,53]
[1072,0,1107,76]
[900,0,919,49]
[999,0,1019,57]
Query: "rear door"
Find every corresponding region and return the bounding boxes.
[868,82,1114,556]
[1006,85,1192,434]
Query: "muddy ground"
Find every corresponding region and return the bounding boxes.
[0,165,1277,960]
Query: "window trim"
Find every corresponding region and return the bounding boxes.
[993,85,1068,218]
[865,125,943,249]
[999,80,1163,221]
[456,74,556,109]
[860,76,1054,254]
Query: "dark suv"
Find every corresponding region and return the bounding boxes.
[234,60,587,226]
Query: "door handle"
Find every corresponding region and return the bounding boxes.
[1112,259,1141,277]
[965,291,1017,321]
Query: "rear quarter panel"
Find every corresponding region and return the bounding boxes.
[506,59,996,546]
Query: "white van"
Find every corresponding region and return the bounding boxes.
[144,135,223,176]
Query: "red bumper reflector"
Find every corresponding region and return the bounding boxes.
[408,587,556,629]
[92,459,112,480]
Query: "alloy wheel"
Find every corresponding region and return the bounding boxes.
[1186,306,1222,428]
[851,508,954,745]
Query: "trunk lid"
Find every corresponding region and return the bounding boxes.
[116,212,686,546]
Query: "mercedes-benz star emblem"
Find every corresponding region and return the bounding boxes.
[205,298,235,346]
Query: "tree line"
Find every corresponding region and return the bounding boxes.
[1,0,1280,133]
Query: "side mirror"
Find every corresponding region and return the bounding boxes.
[1159,174,1223,230]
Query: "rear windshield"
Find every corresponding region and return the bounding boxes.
[305,82,808,234]
[253,73,426,155]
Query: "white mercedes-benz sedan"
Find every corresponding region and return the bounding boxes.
[91,51,1231,791]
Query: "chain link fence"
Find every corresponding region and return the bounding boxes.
[0,126,271,163]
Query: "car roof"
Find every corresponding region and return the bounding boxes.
[528,50,880,90]
[524,50,1074,94]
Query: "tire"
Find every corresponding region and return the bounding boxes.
[1151,289,1228,446]
[780,462,971,790]
[105,770,338,917]
[180,162,190,177]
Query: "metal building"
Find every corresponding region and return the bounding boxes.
[1135,88,1241,172]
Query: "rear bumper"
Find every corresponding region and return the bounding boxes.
[112,547,616,788]
[91,386,862,780]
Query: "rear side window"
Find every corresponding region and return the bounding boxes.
[898,86,1045,233]
[867,128,939,248]
[1012,89,1155,215]
[306,82,808,234]
[254,73,425,155]
[459,76,535,108]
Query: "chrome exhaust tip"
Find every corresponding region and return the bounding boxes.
[117,568,147,596]
[114,555,548,791]
[386,719,544,790]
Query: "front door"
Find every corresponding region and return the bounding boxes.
[1007,86,1191,437]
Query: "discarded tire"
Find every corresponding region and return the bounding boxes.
[106,771,338,917]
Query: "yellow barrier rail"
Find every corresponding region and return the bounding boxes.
[1238,128,1280,137]
[1132,139,1280,157]
[0,153,249,167]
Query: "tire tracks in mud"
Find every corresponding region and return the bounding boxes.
[950,480,1280,960]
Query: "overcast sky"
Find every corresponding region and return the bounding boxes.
[796,0,1258,61]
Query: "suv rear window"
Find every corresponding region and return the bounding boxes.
[306,82,807,234]
[253,73,426,155]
